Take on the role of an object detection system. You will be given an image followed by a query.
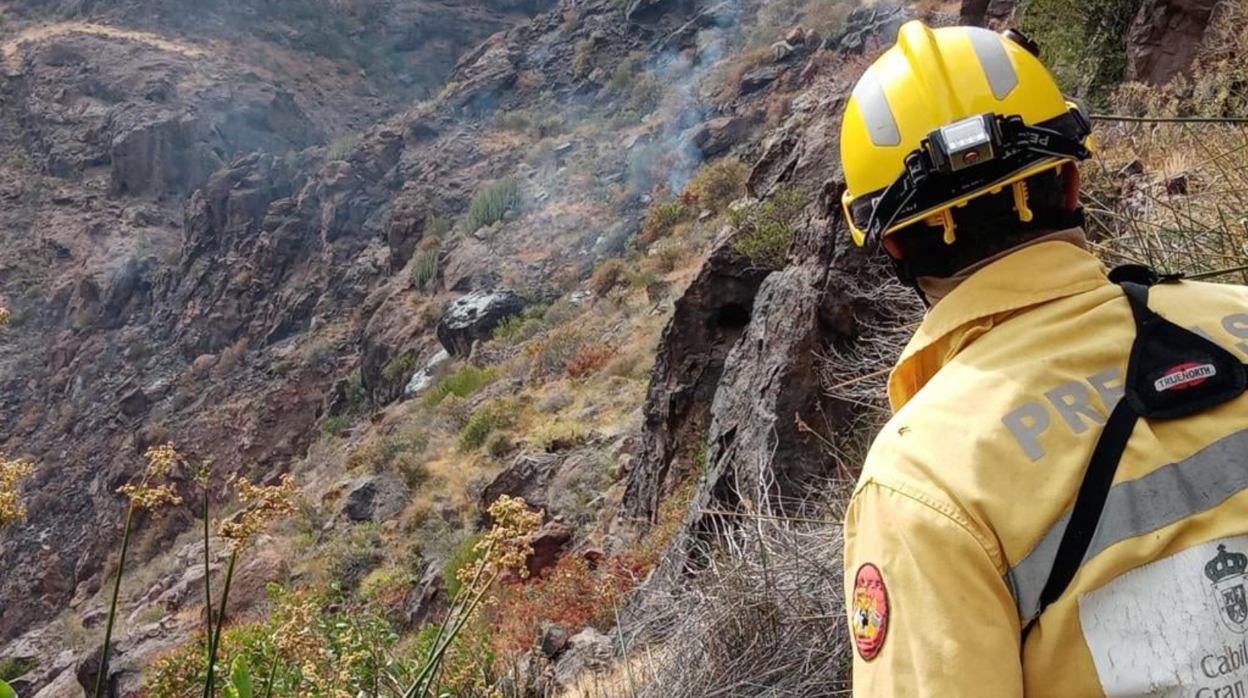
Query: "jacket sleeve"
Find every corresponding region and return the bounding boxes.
[844,479,1023,698]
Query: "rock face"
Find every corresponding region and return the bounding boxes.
[960,0,1019,28]
[622,231,771,522]
[1126,0,1222,84]
[553,628,613,689]
[343,474,411,523]
[436,290,527,357]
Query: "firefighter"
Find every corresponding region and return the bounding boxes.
[841,20,1248,698]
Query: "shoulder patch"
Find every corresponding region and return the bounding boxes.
[852,562,890,661]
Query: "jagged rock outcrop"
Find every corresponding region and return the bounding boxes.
[622,232,771,522]
[1126,0,1222,84]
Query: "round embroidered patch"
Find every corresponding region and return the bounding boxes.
[851,563,889,661]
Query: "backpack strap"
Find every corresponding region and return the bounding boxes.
[1024,266,1248,632]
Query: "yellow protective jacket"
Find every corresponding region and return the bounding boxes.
[845,240,1248,698]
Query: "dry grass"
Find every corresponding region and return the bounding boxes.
[593,492,850,698]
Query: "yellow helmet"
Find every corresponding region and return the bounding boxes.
[840,21,1094,247]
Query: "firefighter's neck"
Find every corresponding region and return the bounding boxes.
[917,228,1090,306]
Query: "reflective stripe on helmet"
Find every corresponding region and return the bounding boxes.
[853,66,902,148]
[967,27,1019,100]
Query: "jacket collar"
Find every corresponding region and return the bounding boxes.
[887,241,1110,411]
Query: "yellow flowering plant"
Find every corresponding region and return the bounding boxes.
[0,457,33,529]
[96,444,186,698]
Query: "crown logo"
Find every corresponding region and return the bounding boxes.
[1206,545,1248,583]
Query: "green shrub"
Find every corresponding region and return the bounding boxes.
[640,200,693,243]
[442,533,484,599]
[410,246,440,289]
[321,415,349,439]
[572,39,595,77]
[344,370,369,412]
[1021,0,1143,104]
[490,313,545,345]
[609,57,640,95]
[630,74,665,114]
[688,158,750,212]
[383,353,417,385]
[346,433,429,473]
[423,364,498,408]
[465,179,521,233]
[0,657,33,681]
[327,133,360,161]
[527,420,587,452]
[459,401,517,452]
[729,188,808,269]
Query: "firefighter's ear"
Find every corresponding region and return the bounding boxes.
[883,235,905,259]
[1062,163,1082,212]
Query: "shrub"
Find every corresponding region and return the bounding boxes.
[1021,0,1143,103]
[490,313,546,345]
[383,353,417,385]
[320,415,349,439]
[459,400,518,452]
[410,247,440,289]
[486,555,639,656]
[344,370,369,412]
[729,188,808,269]
[566,344,618,379]
[687,158,750,212]
[327,133,360,161]
[640,200,693,244]
[589,258,630,296]
[572,38,595,77]
[526,419,587,452]
[493,109,533,132]
[423,364,498,408]
[411,234,442,289]
[525,329,586,379]
[630,73,665,114]
[442,533,485,599]
[485,431,516,459]
[609,56,640,95]
[346,433,429,473]
[465,179,521,233]
[0,657,33,681]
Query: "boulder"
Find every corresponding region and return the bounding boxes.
[688,116,753,158]
[482,453,563,514]
[528,519,576,577]
[118,387,150,418]
[436,290,526,357]
[553,628,613,689]
[1126,0,1221,84]
[402,564,447,631]
[739,64,788,95]
[343,474,411,523]
[539,622,571,658]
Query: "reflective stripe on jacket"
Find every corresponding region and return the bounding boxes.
[845,240,1248,698]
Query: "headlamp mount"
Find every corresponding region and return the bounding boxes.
[856,110,1092,247]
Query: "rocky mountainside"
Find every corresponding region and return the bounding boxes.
[0,0,1238,695]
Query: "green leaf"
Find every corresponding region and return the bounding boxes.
[230,658,253,698]
[0,679,18,698]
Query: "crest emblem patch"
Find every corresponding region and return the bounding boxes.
[851,563,890,661]
[1206,544,1248,634]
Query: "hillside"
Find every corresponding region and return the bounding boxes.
[1,0,1245,695]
